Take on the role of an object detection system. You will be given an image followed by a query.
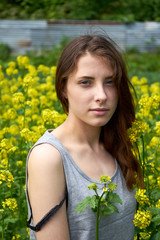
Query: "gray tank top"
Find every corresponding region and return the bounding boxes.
[26,130,136,240]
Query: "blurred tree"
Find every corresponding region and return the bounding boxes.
[0,0,159,21]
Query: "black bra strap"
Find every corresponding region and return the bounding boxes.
[27,190,67,232]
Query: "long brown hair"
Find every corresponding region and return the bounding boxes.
[55,35,143,189]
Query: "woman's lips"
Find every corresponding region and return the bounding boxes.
[90,108,109,116]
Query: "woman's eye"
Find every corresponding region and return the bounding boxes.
[104,80,113,85]
[80,80,90,86]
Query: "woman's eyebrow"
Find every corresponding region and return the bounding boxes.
[77,76,95,80]
[78,75,113,80]
[104,75,113,80]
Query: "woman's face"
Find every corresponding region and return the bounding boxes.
[65,53,118,128]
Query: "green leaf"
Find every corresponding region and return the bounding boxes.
[108,192,123,205]
[103,201,108,207]
[150,189,160,201]
[89,195,97,209]
[148,207,160,214]
[151,231,160,240]
[102,204,119,216]
[151,214,160,225]
[4,217,18,225]
[75,196,93,213]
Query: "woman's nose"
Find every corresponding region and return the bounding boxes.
[94,85,107,103]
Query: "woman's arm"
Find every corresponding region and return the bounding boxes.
[27,143,70,240]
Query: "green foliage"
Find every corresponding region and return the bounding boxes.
[107,192,123,205]
[0,0,160,21]
[0,43,11,61]
[102,203,119,216]
[125,52,160,84]
[75,195,98,213]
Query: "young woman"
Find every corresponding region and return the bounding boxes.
[26,35,143,240]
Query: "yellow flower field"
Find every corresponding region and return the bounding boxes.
[0,57,160,239]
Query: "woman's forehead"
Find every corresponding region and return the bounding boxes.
[73,53,113,73]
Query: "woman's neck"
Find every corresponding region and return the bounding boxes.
[58,115,102,151]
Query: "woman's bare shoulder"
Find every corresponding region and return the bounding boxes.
[28,143,62,170]
[27,143,65,199]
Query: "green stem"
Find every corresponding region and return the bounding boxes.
[96,192,105,240]
[96,200,100,240]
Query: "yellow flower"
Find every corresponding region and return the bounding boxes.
[149,82,160,94]
[0,158,8,168]
[28,88,38,98]
[0,130,4,140]
[8,146,18,153]
[10,84,18,93]
[133,210,152,229]
[31,98,39,108]
[131,76,139,85]
[139,77,148,85]
[23,75,34,87]
[148,175,156,185]
[26,227,30,236]
[156,199,160,209]
[2,198,18,212]
[6,67,14,76]
[138,95,152,116]
[7,108,17,120]
[17,56,30,68]
[25,108,32,117]
[128,120,149,143]
[17,115,25,129]
[139,231,151,240]
[108,182,117,191]
[157,176,160,186]
[46,75,53,84]
[103,187,108,192]
[100,175,111,183]
[12,92,25,105]
[20,128,33,142]
[40,95,51,108]
[0,169,14,187]
[149,136,159,150]
[11,234,21,240]
[151,93,160,110]
[48,91,58,101]
[31,125,46,136]
[27,65,38,77]
[17,161,23,167]
[0,71,4,80]
[154,121,160,135]
[53,112,67,128]
[88,183,98,191]
[1,94,12,104]
[50,66,56,76]
[13,69,18,75]
[42,109,54,124]
[139,85,149,95]
[135,189,150,205]
[8,61,16,69]
[37,64,50,75]
[0,138,10,150]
